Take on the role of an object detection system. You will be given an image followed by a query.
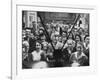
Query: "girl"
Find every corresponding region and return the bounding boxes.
[70,42,88,67]
[31,41,48,68]
[31,41,45,61]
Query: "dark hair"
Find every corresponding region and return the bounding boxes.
[25,27,31,30]
[84,35,89,41]
[35,40,41,45]
[68,33,75,40]
[35,40,43,49]
[75,34,82,42]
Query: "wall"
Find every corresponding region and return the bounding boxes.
[0,0,100,80]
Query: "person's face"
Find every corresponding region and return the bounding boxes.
[85,37,89,44]
[65,26,68,31]
[36,42,41,50]
[22,47,27,60]
[30,33,34,38]
[22,34,25,40]
[41,36,46,41]
[43,44,48,50]
[22,30,26,41]
[62,32,66,37]
[52,36,56,43]
[68,43,72,49]
[74,29,78,34]
[76,44,82,52]
[22,47,26,53]
[39,30,43,34]
[55,36,59,41]
[69,34,73,39]
[58,37,62,42]
[62,37,67,42]
[22,30,26,36]
[79,28,84,35]
[26,29,31,36]
[76,36,80,42]
[62,26,65,31]
[85,32,89,36]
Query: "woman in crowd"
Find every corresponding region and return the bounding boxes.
[31,41,46,61]
[70,42,88,67]
[74,34,82,49]
[66,33,76,54]
[22,35,30,68]
[75,34,82,43]
[83,35,89,57]
[83,35,89,66]
[22,40,29,61]
[31,41,48,68]
[22,29,30,61]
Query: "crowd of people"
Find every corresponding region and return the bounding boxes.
[22,14,89,68]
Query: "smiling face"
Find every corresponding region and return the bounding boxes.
[76,43,83,52]
[39,29,43,35]
[75,35,81,42]
[42,42,48,50]
[55,36,59,42]
[67,40,73,49]
[69,33,73,39]
[36,42,41,50]
[85,37,89,44]
[62,37,67,43]
[68,43,72,48]
[41,35,46,41]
